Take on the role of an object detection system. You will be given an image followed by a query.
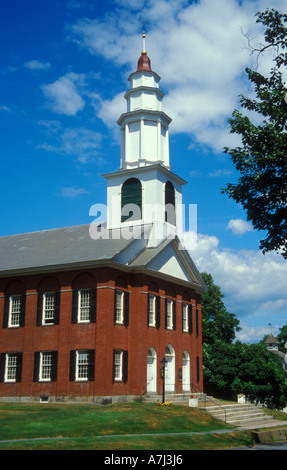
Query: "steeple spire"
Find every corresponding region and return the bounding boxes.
[137,20,152,72]
[142,18,146,54]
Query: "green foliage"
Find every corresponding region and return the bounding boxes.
[201,272,241,345]
[203,341,287,408]
[201,272,287,408]
[223,9,287,258]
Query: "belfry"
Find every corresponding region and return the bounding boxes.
[103,28,187,246]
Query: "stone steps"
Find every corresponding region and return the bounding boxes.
[201,403,275,426]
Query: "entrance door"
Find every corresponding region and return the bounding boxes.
[164,345,175,392]
[147,348,157,393]
[182,351,190,392]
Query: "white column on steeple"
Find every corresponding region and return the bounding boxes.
[117,29,172,170]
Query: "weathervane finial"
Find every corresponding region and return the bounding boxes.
[142,18,146,54]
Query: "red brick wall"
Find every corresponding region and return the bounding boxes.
[0,267,203,402]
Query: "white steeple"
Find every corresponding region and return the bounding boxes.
[118,26,171,170]
[103,27,186,246]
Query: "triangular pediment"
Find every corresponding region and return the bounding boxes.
[130,237,206,293]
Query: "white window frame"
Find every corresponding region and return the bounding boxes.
[76,350,89,381]
[115,290,124,324]
[9,295,21,327]
[39,351,53,382]
[114,350,123,381]
[166,299,173,330]
[182,303,188,332]
[78,289,91,323]
[42,292,55,325]
[4,353,18,382]
[148,294,156,327]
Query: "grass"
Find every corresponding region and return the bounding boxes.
[0,401,284,450]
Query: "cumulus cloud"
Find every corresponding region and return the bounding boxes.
[68,0,285,151]
[42,73,86,116]
[61,187,89,198]
[24,60,51,70]
[227,218,253,236]
[38,126,103,163]
[190,233,287,342]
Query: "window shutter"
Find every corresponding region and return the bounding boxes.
[51,351,58,382]
[0,354,6,382]
[156,296,161,329]
[71,290,78,323]
[33,352,40,382]
[165,299,167,329]
[88,350,95,381]
[16,352,23,382]
[19,295,26,327]
[121,178,142,222]
[123,292,129,326]
[90,289,97,323]
[112,350,116,382]
[3,296,9,328]
[69,350,76,381]
[165,181,175,225]
[114,290,118,324]
[196,309,199,337]
[36,293,43,326]
[54,292,61,325]
[173,301,176,330]
[188,304,193,334]
[123,350,128,383]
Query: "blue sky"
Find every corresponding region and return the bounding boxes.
[1,0,287,342]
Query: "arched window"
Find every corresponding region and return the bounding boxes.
[121,178,142,222]
[165,181,175,225]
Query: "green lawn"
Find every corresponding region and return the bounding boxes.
[0,401,266,450]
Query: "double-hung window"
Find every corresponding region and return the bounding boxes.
[78,289,91,322]
[71,288,97,324]
[0,352,22,383]
[166,299,173,329]
[114,290,129,326]
[39,352,53,381]
[115,291,124,324]
[148,294,156,327]
[113,350,128,383]
[33,351,58,382]
[76,350,89,381]
[9,296,21,327]
[5,353,18,382]
[43,293,55,324]
[69,349,95,382]
[37,292,60,326]
[182,303,188,332]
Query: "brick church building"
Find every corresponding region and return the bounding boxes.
[0,33,206,404]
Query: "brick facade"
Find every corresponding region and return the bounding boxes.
[0,266,203,403]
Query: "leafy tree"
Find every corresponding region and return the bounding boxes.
[204,341,287,408]
[201,272,241,345]
[201,272,287,407]
[223,9,287,258]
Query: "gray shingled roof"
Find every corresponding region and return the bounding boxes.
[0,224,136,275]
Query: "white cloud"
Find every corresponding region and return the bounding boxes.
[68,0,286,152]
[42,73,86,116]
[61,187,89,198]
[190,233,287,342]
[227,218,253,236]
[24,60,51,70]
[38,127,103,163]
